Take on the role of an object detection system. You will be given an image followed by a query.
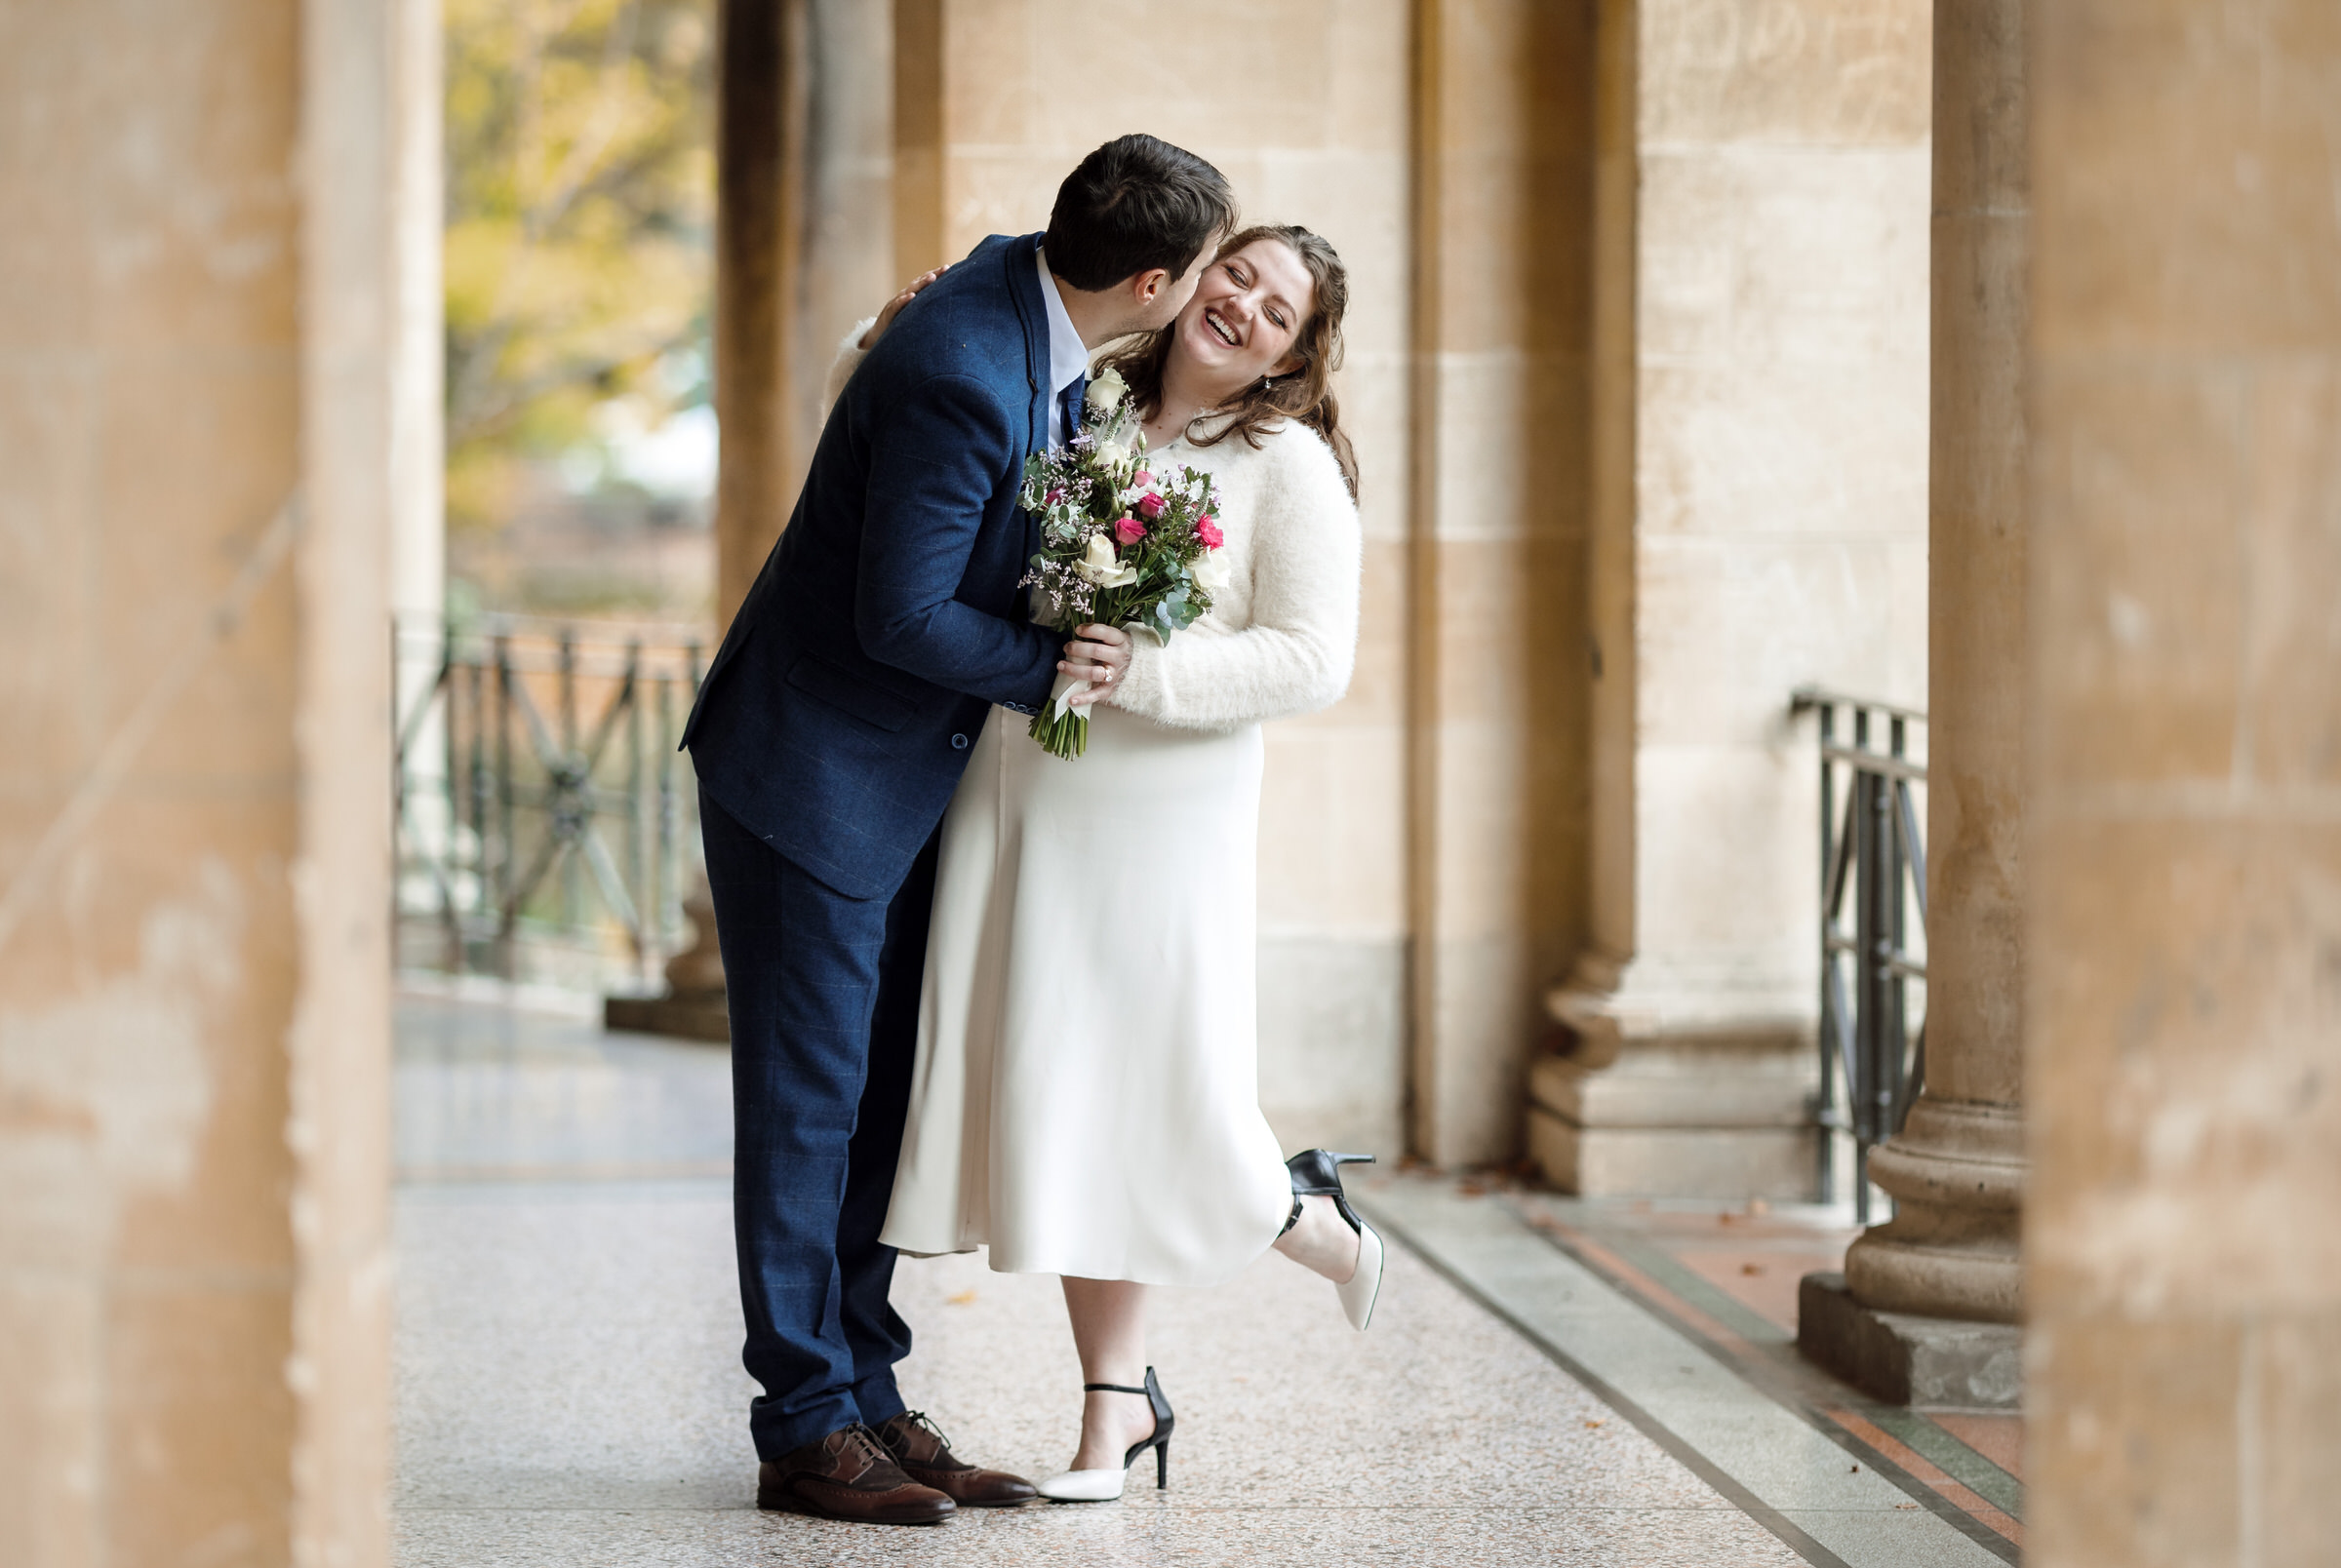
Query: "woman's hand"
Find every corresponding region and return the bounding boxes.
[1060,624,1133,707]
[858,265,948,349]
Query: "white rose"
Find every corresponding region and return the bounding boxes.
[1086,368,1128,414]
[1089,441,1132,480]
[1192,549,1232,591]
[1074,532,1139,588]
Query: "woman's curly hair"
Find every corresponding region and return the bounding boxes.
[1097,224,1359,498]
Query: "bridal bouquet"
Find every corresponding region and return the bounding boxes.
[1017,367,1228,759]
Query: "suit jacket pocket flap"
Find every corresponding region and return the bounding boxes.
[785,652,916,733]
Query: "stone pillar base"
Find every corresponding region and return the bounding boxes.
[605,877,728,1042]
[603,991,730,1043]
[1797,1272,2021,1408]
[1528,1103,1816,1197]
[1845,1097,2024,1320]
[1531,957,1820,1198]
[1526,1057,1816,1207]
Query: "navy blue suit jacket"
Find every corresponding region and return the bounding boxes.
[682,233,1064,900]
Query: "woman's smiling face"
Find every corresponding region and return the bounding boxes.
[1170,238,1316,388]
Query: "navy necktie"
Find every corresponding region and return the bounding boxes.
[1057,374,1087,450]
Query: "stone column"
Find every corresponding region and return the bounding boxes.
[1406,0,1600,1165]
[391,0,445,639]
[2026,3,2341,1560]
[1798,0,2028,1409]
[293,3,405,1553]
[391,0,450,957]
[785,1,894,490]
[617,0,893,1041]
[716,0,894,627]
[0,0,401,1561]
[1535,0,1933,1196]
[612,0,793,1042]
[712,0,794,632]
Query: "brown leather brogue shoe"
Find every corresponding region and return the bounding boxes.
[873,1410,1039,1508]
[756,1425,955,1524]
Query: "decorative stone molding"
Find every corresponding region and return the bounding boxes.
[1533,953,1819,1198]
[1845,1098,2023,1323]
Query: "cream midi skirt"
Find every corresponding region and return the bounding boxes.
[879,702,1294,1286]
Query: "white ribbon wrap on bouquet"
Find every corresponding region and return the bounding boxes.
[1045,669,1093,725]
[1043,620,1149,724]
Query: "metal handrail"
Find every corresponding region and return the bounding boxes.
[1792,686,1928,1221]
[393,614,707,990]
[1792,684,1928,725]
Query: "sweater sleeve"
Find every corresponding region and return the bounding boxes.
[821,318,878,416]
[1111,431,1361,731]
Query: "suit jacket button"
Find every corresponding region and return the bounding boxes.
[951,733,970,750]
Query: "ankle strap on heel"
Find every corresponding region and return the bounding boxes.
[1083,1382,1148,1395]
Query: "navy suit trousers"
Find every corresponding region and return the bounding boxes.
[699,786,938,1458]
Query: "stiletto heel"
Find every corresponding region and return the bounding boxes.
[1286,1149,1388,1331]
[1036,1366,1175,1503]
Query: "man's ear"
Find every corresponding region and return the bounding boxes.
[1131,267,1170,304]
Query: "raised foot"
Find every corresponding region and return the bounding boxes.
[1275,1193,1364,1284]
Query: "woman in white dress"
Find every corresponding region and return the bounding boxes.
[840,225,1380,1504]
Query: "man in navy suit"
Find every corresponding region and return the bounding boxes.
[681,135,1236,1525]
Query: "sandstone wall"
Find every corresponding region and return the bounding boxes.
[2027,2,2341,1559]
[0,1,399,1561]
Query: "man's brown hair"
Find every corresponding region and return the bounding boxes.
[1044,134,1238,293]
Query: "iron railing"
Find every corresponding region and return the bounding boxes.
[393,614,706,992]
[1793,686,1928,1221]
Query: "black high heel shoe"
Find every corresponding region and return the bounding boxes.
[1035,1365,1174,1502]
[1285,1150,1387,1330]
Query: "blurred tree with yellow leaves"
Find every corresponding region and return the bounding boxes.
[444,0,714,536]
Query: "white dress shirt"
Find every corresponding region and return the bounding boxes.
[1035,244,1091,448]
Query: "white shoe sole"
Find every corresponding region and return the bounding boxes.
[1338,1218,1385,1330]
[1036,1468,1128,1502]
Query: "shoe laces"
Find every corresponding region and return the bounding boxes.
[823,1424,895,1481]
[888,1409,959,1463]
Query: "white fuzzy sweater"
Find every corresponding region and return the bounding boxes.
[827,322,1362,731]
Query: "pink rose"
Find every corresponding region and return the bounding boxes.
[1196,515,1224,550]
[1135,491,1166,521]
[1113,515,1147,546]
[1044,487,1065,506]
[1131,469,1154,489]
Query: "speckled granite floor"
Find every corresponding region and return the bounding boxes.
[388,995,1975,1567]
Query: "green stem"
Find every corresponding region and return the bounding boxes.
[1026,706,1089,760]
